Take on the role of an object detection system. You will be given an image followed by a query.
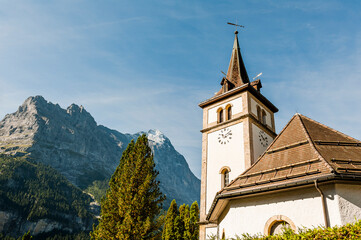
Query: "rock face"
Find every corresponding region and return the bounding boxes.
[0,95,200,205]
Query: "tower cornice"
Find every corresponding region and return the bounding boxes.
[199,83,278,113]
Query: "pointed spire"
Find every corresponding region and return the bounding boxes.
[225,31,249,86]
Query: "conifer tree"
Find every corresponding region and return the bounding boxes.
[181,204,191,239]
[162,200,199,240]
[189,201,200,240]
[162,199,178,240]
[174,215,184,240]
[91,134,165,240]
[21,231,32,240]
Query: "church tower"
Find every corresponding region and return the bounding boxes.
[198,31,278,239]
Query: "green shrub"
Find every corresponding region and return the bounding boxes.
[207,220,361,240]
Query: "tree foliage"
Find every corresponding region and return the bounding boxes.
[21,231,32,240]
[162,199,178,240]
[85,179,109,203]
[189,201,200,240]
[162,200,199,240]
[91,134,165,240]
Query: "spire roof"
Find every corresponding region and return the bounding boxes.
[225,31,249,86]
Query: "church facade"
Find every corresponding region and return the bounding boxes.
[198,31,361,239]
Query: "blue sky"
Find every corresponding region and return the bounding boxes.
[1,1,361,178]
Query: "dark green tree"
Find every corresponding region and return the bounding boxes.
[181,204,191,239]
[162,200,199,240]
[91,134,165,240]
[174,215,184,240]
[21,231,32,240]
[189,201,200,240]
[162,199,178,240]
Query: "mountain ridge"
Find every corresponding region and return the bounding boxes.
[0,95,200,204]
[0,95,200,236]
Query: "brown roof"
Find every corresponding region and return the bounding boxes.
[207,114,361,220]
[226,31,249,86]
[213,31,249,97]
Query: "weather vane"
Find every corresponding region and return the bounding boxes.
[227,22,245,33]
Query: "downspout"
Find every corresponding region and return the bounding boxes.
[314,180,329,228]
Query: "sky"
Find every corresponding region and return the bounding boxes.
[1,0,361,178]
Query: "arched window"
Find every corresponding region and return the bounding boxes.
[220,167,231,188]
[270,221,290,235]
[264,215,296,236]
[218,108,224,123]
[262,110,267,125]
[257,106,262,122]
[225,105,232,121]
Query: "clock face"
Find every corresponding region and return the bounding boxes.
[218,127,232,145]
[258,130,269,147]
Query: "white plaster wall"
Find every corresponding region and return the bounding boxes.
[336,183,361,225]
[206,122,244,213]
[252,124,273,161]
[208,97,242,124]
[218,187,338,239]
[250,97,272,127]
[205,227,217,240]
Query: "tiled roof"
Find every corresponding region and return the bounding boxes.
[207,114,361,220]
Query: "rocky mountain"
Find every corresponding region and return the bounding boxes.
[0,95,200,207]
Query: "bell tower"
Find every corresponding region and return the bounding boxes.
[198,31,278,239]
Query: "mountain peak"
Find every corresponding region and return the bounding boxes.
[18,95,49,114]
[0,96,200,215]
[147,129,167,145]
[66,103,96,127]
[67,103,87,114]
[26,95,47,104]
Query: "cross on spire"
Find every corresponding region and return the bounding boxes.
[227,22,244,34]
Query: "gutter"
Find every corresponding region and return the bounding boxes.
[314,180,329,228]
[206,174,336,221]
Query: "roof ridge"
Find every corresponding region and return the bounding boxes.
[297,114,335,173]
[299,114,361,142]
[223,113,300,189]
[244,114,299,173]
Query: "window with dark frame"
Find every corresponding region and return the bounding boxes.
[257,106,261,122]
[227,106,232,120]
[219,109,224,123]
[262,110,267,125]
[224,170,229,186]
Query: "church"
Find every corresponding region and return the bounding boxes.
[198,31,361,239]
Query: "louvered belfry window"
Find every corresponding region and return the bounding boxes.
[224,170,229,186]
[227,106,232,120]
[219,109,224,123]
